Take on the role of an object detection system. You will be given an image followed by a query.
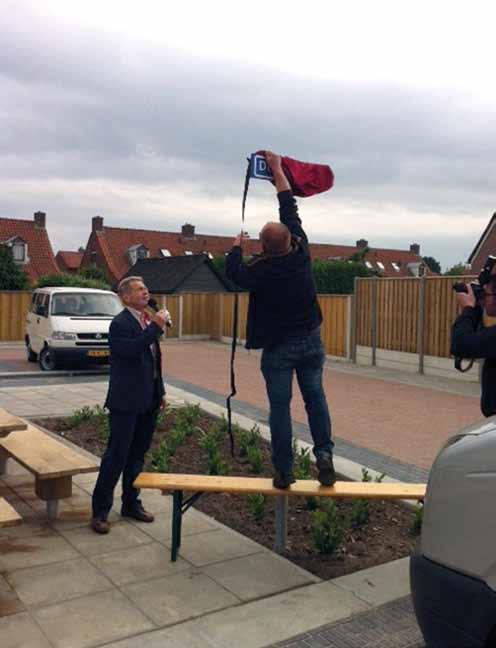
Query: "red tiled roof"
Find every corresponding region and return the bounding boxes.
[82,223,429,281]
[0,217,58,282]
[55,250,83,271]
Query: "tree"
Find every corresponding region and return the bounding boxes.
[35,273,110,290]
[312,259,373,294]
[444,262,470,277]
[0,245,30,290]
[79,264,108,283]
[422,256,441,275]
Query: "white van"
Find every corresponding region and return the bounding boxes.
[25,287,123,371]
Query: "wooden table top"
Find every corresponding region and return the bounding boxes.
[0,408,27,438]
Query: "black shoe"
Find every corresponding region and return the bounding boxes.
[316,452,336,487]
[121,505,155,523]
[273,471,296,489]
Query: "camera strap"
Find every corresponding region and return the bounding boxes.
[226,159,252,458]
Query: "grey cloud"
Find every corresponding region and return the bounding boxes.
[1,3,495,268]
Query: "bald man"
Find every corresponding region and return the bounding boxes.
[226,151,335,489]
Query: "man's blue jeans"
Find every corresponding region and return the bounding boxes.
[261,328,334,475]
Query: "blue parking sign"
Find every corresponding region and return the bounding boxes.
[250,153,274,180]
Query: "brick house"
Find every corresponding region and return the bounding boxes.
[55,249,84,274]
[468,212,496,274]
[0,211,59,283]
[81,216,429,283]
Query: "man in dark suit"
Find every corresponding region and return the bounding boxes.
[91,276,169,534]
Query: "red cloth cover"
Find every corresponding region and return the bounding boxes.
[257,151,334,197]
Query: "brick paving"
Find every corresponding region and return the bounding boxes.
[0,340,482,472]
[161,342,481,471]
[270,596,425,648]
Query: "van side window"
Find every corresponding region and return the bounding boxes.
[30,293,38,314]
[36,294,49,317]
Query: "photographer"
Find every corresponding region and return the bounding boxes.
[226,151,335,489]
[451,259,496,417]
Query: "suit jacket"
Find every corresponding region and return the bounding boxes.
[105,309,165,413]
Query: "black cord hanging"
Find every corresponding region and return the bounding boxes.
[226,158,251,458]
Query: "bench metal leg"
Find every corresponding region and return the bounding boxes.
[171,490,183,562]
[46,500,59,521]
[274,495,288,553]
[170,489,204,562]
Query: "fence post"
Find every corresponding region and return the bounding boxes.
[371,275,378,366]
[178,295,183,339]
[347,295,354,362]
[351,279,358,363]
[217,293,224,341]
[418,275,426,374]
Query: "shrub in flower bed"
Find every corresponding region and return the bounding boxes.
[34,404,421,580]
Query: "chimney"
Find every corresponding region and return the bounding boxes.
[33,211,46,229]
[92,216,104,233]
[410,243,420,255]
[356,238,368,250]
[181,223,195,238]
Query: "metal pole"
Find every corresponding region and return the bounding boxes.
[371,275,378,366]
[274,495,288,552]
[418,275,426,374]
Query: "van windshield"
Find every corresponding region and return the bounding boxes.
[51,293,122,317]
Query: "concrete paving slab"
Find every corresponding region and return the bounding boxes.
[32,589,155,648]
[0,527,79,571]
[0,573,25,617]
[0,611,52,648]
[121,569,240,627]
[6,557,113,608]
[90,541,191,587]
[332,557,411,606]
[58,520,152,557]
[136,507,220,543]
[203,551,319,602]
[105,579,370,648]
[178,527,265,566]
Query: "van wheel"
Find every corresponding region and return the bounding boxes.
[39,347,57,371]
[26,340,37,362]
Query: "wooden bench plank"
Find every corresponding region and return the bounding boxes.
[0,408,27,438]
[0,424,98,479]
[0,497,22,528]
[134,473,426,500]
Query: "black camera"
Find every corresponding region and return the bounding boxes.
[453,255,496,302]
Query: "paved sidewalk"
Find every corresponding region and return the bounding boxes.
[0,381,423,648]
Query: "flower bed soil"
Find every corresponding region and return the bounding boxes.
[34,407,420,580]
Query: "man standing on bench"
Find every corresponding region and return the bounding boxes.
[226,151,336,489]
[91,276,169,534]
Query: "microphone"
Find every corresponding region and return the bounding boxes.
[147,298,172,327]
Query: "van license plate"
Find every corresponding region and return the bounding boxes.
[87,350,110,358]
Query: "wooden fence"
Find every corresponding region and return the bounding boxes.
[0,291,32,341]
[0,291,352,358]
[354,275,475,364]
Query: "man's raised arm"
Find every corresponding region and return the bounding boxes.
[265,151,306,243]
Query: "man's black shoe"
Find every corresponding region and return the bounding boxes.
[273,471,296,489]
[316,452,336,487]
[121,505,155,523]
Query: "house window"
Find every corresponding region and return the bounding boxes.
[376,261,385,271]
[184,250,193,255]
[365,261,373,269]
[161,249,171,257]
[137,247,148,260]
[12,242,26,262]
[392,262,400,272]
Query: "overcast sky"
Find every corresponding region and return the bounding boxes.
[2,1,496,270]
